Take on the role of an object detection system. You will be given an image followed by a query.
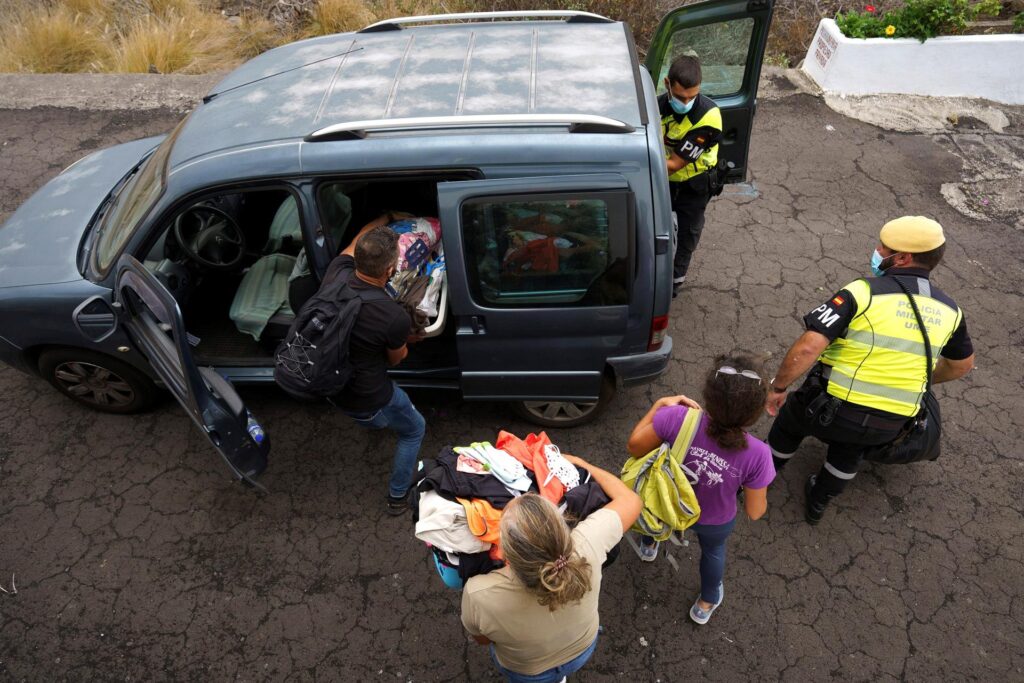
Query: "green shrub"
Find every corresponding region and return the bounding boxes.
[1014,12,1024,33]
[836,0,1007,42]
[835,9,890,38]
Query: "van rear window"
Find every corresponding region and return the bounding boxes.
[461,193,630,307]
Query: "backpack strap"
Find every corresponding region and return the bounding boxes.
[667,408,702,464]
[350,283,394,305]
[892,276,934,393]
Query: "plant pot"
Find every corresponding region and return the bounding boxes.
[802,18,1024,104]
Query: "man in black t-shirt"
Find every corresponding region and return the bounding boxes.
[329,222,425,515]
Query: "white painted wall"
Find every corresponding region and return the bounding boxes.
[802,19,1024,105]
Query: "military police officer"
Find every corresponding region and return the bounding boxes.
[765,216,975,524]
[659,55,723,297]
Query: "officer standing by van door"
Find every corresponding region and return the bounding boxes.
[660,55,724,297]
[765,217,975,524]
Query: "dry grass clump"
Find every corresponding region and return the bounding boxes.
[365,0,455,18]
[111,12,241,73]
[0,5,112,73]
[303,0,377,36]
[143,0,213,18]
[0,0,843,74]
[235,12,288,59]
[0,0,291,73]
[60,0,118,18]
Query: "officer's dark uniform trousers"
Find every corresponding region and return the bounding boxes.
[768,369,906,505]
[670,178,711,283]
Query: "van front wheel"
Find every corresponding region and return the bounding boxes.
[38,348,159,414]
[511,376,615,428]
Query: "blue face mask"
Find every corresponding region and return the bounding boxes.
[870,249,892,276]
[669,95,695,115]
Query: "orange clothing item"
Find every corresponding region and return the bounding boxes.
[495,431,565,504]
[457,497,505,560]
[503,237,559,273]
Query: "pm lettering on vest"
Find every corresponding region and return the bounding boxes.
[677,139,706,162]
[812,303,840,327]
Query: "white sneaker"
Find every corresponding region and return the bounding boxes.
[638,539,659,562]
[689,583,724,625]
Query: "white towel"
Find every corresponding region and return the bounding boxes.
[455,442,533,492]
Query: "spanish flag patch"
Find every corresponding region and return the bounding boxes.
[832,295,845,306]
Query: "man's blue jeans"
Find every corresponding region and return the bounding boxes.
[490,635,598,683]
[341,385,425,498]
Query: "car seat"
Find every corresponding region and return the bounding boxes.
[229,189,352,343]
[263,194,302,253]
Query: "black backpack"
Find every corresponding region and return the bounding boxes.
[273,268,389,401]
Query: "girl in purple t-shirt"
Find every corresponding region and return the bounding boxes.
[626,354,776,625]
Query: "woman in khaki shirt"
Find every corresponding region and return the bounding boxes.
[461,455,642,682]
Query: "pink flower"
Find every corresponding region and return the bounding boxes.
[865,4,877,11]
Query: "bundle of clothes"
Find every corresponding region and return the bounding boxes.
[384,215,445,337]
[413,431,617,590]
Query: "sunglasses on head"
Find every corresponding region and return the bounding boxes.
[715,366,761,383]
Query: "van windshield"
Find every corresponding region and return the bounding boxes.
[93,121,183,274]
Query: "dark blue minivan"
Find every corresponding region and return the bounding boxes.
[0,2,772,484]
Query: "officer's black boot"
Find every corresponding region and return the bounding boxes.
[804,474,834,526]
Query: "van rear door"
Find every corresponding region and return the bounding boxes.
[437,174,636,404]
[645,0,775,183]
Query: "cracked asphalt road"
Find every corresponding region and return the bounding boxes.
[1,89,1022,681]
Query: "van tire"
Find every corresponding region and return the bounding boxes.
[511,375,615,428]
[38,348,160,415]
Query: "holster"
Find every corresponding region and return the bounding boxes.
[806,364,907,431]
[802,367,841,426]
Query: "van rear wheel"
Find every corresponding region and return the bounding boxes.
[511,376,615,428]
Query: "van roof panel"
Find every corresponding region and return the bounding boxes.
[170,21,640,168]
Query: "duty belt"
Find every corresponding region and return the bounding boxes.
[812,365,910,430]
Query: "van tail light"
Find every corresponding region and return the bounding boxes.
[648,315,669,352]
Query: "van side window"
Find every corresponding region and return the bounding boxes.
[461,193,630,307]
[659,18,755,98]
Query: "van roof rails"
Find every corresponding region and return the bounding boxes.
[305,114,635,141]
[359,10,613,33]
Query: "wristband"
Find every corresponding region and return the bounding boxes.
[769,377,787,393]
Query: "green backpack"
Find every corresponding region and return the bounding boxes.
[620,408,702,541]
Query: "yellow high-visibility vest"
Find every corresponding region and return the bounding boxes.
[660,93,722,183]
[820,277,963,417]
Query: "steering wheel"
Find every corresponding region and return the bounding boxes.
[173,205,246,270]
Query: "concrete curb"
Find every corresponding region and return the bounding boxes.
[0,73,226,112]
